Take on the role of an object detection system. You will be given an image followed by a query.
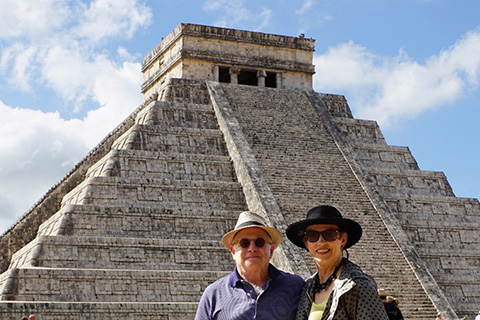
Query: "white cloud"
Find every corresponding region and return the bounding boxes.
[0,0,69,40]
[0,100,87,226]
[0,0,150,234]
[0,43,38,91]
[41,45,96,109]
[0,0,152,113]
[0,54,142,231]
[202,0,228,11]
[75,0,152,42]
[295,0,314,15]
[313,29,480,127]
[82,59,143,147]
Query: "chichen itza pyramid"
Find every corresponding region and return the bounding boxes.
[1,23,479,320]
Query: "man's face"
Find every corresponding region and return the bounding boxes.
[230,227,275,273]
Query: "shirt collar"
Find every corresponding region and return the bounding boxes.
[228,263,280,287]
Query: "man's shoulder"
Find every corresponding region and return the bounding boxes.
[203,273,232,294]
[271,266,305,288]
[278,269,304,282]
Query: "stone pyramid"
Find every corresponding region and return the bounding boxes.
[1,23,479,320]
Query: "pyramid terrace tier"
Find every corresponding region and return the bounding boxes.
[5,237,234,271]
[85,149,236,182]
[111,124,228,155]
[383,193,480,227]
[0,268,230,302]
[364,167,454,197]
[60,176,246,209]
[350,143,419,170]
[38,205,242,239]
[134,100,219,129]
[0,301,198,320]
[331,117,387,144]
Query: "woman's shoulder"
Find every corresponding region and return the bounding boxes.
[341,261,377,287]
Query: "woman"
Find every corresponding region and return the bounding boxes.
[286,205,388,320]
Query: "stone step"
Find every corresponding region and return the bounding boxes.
[86,149,235,182]
[402,222,480,242]
[161,78,211,104]
[413,243,480,258]
[366,167,454,197]
[386,192,480,205]
[260,165,454,198]
[38,205,241,238]
[396,213,480,230]
[317,93,353,118]
[382,193,480,224]
[0,301,198,320]
[332,117,387,144]
[7,236,233,271]
[351,142,419,170]
[0,268,229,303]
[431,280,479,318]
[61,176,245,209]
[135,100,219,129]
[111,124,228,155]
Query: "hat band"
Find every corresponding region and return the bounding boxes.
[236,221,265,229]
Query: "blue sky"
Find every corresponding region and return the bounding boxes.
[1,0,479,235]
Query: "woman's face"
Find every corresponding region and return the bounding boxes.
[304,224,347,268]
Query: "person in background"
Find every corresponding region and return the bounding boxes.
[436,312,447,320]
[195,211,305,320]
[386,296,404,320]
[286,205,388,320]
[378,289,404,320]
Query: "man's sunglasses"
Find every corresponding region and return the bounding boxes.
[304,229,343,243]
[236,238,268,248]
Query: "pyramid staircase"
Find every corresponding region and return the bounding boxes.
[212,83,442,320]
[0,81,248,319]
[1,79,479,319]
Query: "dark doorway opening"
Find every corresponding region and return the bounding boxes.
[219,67,230,83]
[266,72,277,88]
[238,70,258,86]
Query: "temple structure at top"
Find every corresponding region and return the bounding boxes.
[141,23,316,99]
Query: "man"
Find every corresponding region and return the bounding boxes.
[195,211,305,320]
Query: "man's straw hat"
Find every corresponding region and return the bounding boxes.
[221,211,282,249]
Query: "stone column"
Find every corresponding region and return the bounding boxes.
[257,69,267,87]
[230,66,241,84]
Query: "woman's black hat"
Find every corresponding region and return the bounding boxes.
[286,205,362,249]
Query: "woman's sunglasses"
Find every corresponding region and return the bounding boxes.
[304,229,343,243]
